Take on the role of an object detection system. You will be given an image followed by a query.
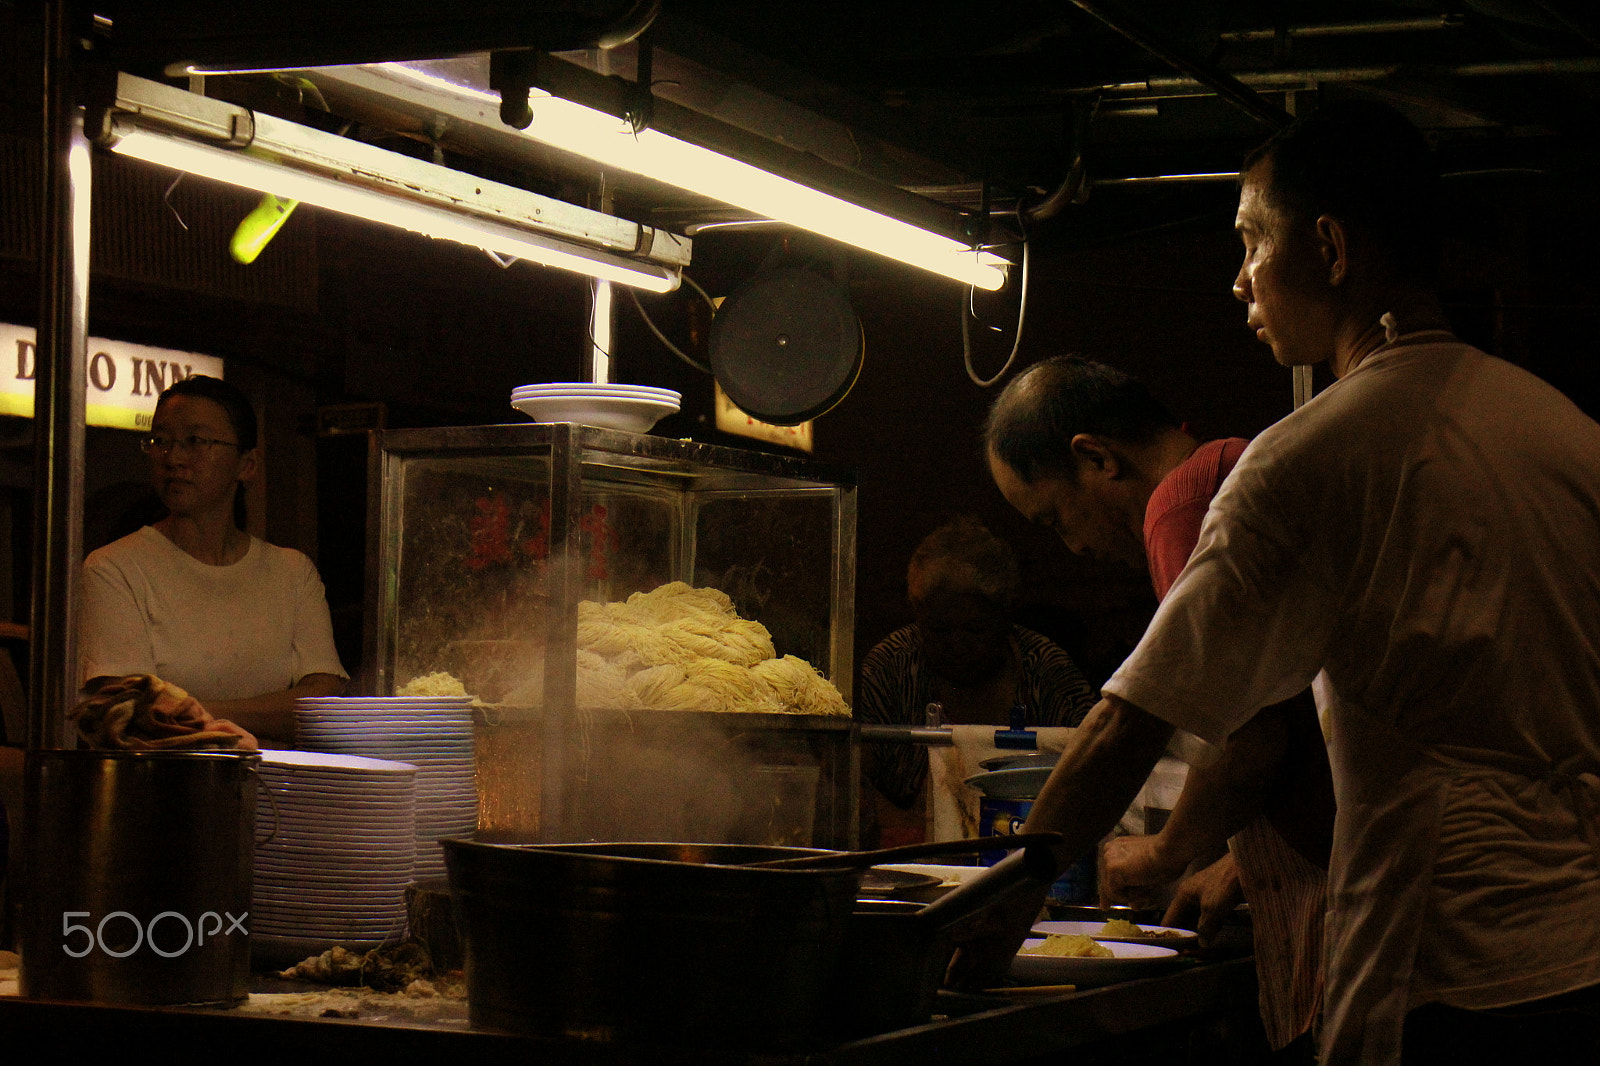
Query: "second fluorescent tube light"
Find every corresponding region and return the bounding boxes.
[109,125,682,292]
[97,73,689,292]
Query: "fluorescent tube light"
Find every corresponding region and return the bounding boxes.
[381,64,1010,291]
[107,123,683,293]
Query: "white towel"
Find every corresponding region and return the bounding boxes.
[926,725,1194,844]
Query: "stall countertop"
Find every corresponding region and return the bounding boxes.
[0,954,1263,1065]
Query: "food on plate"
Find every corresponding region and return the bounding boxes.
[1099,918,1147,937]
[1020,934,1114,958]
[398,671,470,698]
[571,581,848,715]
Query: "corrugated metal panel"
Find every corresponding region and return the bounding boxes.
[0,136,39,263]
[0,135,318,312]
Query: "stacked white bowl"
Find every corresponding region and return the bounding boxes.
[510,382,681,433]
[295,696,479,881]
[251,750,418,956]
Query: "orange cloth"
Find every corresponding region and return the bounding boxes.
[74,674,258,751]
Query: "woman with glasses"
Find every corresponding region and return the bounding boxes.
[78,375,346,743]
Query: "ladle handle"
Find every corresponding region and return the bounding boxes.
[745,832,1064,870]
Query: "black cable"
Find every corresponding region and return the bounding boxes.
[625,281,712,374]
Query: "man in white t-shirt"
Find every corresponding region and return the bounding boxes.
[953,102,1600,1066]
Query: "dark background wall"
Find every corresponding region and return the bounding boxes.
[1,9,1595,698]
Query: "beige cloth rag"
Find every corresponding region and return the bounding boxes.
[73,674,258,751]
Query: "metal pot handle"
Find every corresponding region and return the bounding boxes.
[250,764,280,847]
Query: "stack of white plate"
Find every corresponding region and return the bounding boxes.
[252,750,418,955]
[510,382,681,433]
[295,696,479,881]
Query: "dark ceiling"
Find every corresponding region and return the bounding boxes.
[90,0,1600,255]
[651,0,1600,183]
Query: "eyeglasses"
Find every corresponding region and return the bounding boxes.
[138,434,242,456]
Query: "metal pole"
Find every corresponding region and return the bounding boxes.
[586,51,616,385]
[29,0,89,749]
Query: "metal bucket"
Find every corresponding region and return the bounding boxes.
[18,749,260,1006]
[967,768,1097,905]
[442,839,858,1050]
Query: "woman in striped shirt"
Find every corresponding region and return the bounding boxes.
[857,516,1095,846]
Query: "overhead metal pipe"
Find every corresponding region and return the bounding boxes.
[1073,56,1600,97]
[29,0,88,749]
[1092,172,1240,187]
[1065,0,1293,130]
[1219,15,1464,42]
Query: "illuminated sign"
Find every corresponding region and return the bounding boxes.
[713,382,814,453]
[0,323,225,431]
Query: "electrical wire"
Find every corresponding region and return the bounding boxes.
[680,272,720,318]
[962,212,1031,387]
[625,281,712,374]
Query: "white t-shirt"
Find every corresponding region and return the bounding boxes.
[80,525,347,701]
[1105,340,1600,1064]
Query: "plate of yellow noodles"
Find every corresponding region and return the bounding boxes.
[1030,918,1199,950]
[1010,934,1181,987]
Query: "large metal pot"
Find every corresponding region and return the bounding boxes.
[441,839,858,1050]
[19,749,259,1006]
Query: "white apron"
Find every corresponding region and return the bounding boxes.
[1321,697,1600,1065]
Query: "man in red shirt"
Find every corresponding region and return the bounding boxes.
[981,354,1331,1059]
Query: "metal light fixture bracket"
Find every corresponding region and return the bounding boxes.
[491,46,656,136]
[86,69,256,149]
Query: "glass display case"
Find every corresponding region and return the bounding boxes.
[365,423,858,847]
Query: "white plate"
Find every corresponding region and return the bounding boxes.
[251,898,407,915]
[261,751,419,773]
[291,706,471,716]
[260,794,416,809]
[511,394,678,433]
[258,812,415,830]
[512,382,680,399]
[260,775,418,791]
[258,796,416,813]
[875,863,988,887]
[251,919,407,935]
[257,842,416,859]
[296,696,475,705]
[261,768,419,783]
[308,745,472,757]
[510,388,681,405]
[289,723,466,733]
[1031,919,1199,950]
[1009,938,1182,988]
[254,862,416,879]
[254,875,414,890]
[258,821,416,839]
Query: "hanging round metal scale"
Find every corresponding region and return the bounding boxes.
[708,266,865,426]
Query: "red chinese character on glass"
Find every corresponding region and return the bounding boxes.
[466,495,513,570]
[578,503,621,580]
